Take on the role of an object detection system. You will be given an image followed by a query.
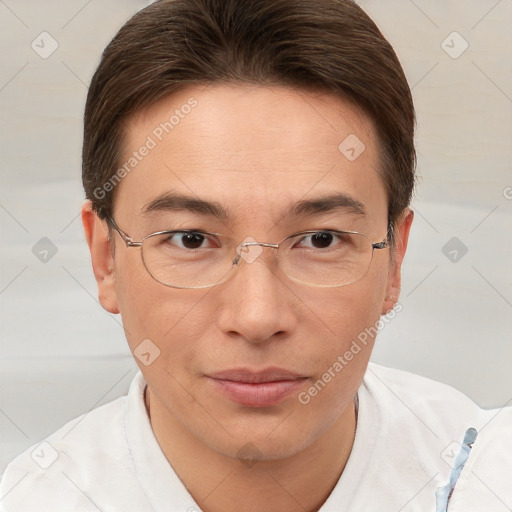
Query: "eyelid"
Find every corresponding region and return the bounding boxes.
[159,229,222,237]
[163,230,222,249]
[288,229,347,239]
[157,229,349,245]
[289,229,347,238]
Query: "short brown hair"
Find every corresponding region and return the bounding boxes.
[82,0,415,240]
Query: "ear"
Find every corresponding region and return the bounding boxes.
[381,208,414,315]
[81,200,120,314]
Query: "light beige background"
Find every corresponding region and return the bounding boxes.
[1,0,511,474]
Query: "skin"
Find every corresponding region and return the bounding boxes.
[82,83,413,512]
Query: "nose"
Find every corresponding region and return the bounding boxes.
[215,247,298,344]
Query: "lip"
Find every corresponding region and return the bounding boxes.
[206,367,308,407]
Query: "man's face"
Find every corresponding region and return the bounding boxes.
[85,84,410,461]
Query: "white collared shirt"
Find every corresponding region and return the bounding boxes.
[1,363,510,511]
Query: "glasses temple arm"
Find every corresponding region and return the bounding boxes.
[106,216,140,247]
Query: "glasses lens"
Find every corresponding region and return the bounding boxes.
[140,230,375,288]
[141,231,233,288]
[281,231,374,287]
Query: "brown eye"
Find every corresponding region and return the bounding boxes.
[164,232,214,250]
[179,233,206,249]
[296,231,339,249]
[310,232,334,248]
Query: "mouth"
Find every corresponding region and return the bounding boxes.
[206,367,309,407]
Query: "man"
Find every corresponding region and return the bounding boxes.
[0,0,510,510]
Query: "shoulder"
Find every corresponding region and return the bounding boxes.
[0,373,150,511]
[362,363,512,510]
[448,406,512,511]
[359,362,487,461]
[363,362,484,430]
[364,361,477,403]
[363,361,511,444]
[364,362,511,441]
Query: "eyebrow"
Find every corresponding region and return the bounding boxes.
[141,191,366,219]
[142,192,228,218]
[290,193,366,218]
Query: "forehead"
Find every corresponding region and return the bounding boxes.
[116,83,386,230]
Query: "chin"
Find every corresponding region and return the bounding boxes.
[200,420,319,464]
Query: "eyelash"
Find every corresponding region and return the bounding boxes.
[164,229,345,250]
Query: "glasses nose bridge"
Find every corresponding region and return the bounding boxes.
[232,239,280,267]
[242,241,279,249]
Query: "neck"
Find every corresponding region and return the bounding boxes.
[145,387,357,512]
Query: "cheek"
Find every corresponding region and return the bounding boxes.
[298,258,390,396]
[307,268,386,350]
[113,249,212,364]
[114,250,154,345]
[295,301,375,439]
